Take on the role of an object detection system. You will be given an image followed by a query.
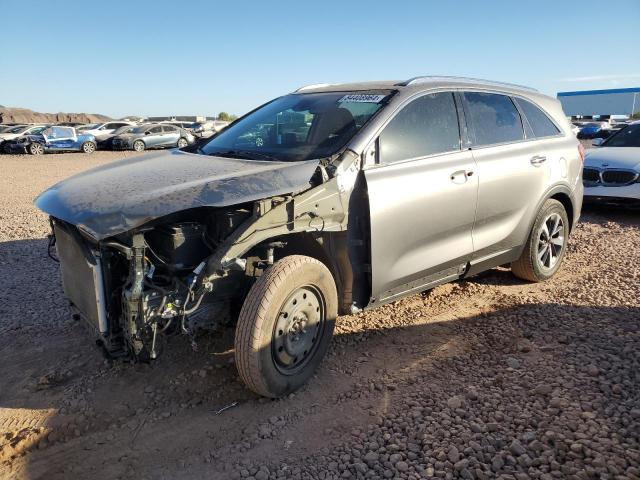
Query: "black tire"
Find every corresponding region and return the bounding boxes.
[235,255,337,398]
[133,140,145,152]
[177,137,188,148]
[29,143,44,155]
[81,141,96,154]
[511,199,569,282]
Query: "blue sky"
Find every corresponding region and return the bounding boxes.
[1,0,638,118]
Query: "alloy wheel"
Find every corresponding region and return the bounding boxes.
[537,213,565,270]
[30,143,44,155]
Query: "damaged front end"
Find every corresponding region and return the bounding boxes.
[52,204,254,359]
[44,149,361,360]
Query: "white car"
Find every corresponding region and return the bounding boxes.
[0,124,49,151]
[583,121,640,206]
[79,121,137,141]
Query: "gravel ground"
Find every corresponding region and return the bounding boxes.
[0,151,638,480]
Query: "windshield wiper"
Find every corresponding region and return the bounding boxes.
[208,149,282,162]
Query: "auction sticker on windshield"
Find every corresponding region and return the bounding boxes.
[338,94,387,103]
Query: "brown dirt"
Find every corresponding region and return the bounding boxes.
[0,151,638,480]
[0,107,110,126]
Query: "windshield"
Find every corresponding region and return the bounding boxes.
[603,123,640,147]
[77,123,99,131]
[582,123,601,128]
[200,91,391,161]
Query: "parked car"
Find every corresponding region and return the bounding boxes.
[583,121,640,206]
[609,122,629,134]
[0,124,22,133]
[76,123,100,132]
[79,121,137,141]
[35,77,582,397]
[2,125,50,153]
[577,122,610,139]
[96,124,138,150]
[0,124,49,151]
[111,123,195,151]
[161,121,197,130]
[4,126,96,155]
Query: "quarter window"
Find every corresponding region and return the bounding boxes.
[379,92,460,164]
[515,98,560,138]
[463,92,524,146]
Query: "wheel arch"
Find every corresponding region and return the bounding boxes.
[268,232,353,315]
[549,191,575,232]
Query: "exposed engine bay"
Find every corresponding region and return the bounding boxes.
[52,206,255,359]
[48,148,366,361]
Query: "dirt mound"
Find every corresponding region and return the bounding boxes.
[0,107,111,125]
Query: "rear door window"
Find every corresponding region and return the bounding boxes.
[463,92,524,146]
[379,92,460,164]
[514,98,560,138]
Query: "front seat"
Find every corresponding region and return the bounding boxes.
[307,108,357,155]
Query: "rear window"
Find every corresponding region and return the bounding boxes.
[515,98,560,138]
[463,92,524,146]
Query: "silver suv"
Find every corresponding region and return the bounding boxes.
[36,76,583,397]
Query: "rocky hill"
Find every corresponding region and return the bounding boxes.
[0,106,111,124]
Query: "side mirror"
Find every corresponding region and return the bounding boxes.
[144,131,151,135]
[592,138,604,147]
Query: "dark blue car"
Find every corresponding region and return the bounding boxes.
[577,122,610,140]
[4,126,97,155]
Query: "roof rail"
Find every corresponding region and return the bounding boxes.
[294,83,332,92]
[397,76,538,92]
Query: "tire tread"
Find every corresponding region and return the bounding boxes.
[235,255,330,397]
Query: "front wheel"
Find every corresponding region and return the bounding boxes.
[81,141,96,154]
[511,199,569,282]
[235,255,337,398]
[29,143,44,155]
[177,137,188,148]
[133,140,145,152]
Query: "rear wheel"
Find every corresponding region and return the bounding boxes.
[29,143,44,155]
[177,137,188,148]
[511,199,569,282]
[81,141,96,154]
[235,255,337,398]
[133,140,145,152]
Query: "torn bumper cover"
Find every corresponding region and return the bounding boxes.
[34,149,320,240]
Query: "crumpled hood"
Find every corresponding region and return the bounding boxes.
[584,147,640,170]
[35,149,319,240]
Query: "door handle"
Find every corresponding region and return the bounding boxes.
[530,155,547,166]
[450,170,469,184]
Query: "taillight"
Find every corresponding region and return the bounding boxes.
[578,144,585,163]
